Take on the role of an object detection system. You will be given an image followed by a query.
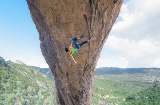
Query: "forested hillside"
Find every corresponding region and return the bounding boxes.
[0,57,56,105]
[1,57,160,105]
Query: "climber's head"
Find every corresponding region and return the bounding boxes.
[65,48,69,52]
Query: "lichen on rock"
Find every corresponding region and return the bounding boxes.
[27,0,123,104]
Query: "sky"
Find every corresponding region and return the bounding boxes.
[0,0,160,68]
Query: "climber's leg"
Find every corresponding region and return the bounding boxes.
[79,41,88,47]
[79,37,93,47]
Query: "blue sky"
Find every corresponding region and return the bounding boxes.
[0,0,160,68]
[0,0,46,67]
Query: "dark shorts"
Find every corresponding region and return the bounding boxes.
[72,37,88,49]
[72,38,80,49]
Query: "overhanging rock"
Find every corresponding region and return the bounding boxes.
[27,0,123,104]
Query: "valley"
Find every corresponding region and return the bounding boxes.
[1,57,160,105]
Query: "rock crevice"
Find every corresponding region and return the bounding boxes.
[27,0,123,104]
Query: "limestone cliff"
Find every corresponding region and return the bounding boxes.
[26,0,123,104]
[0,57,8,67]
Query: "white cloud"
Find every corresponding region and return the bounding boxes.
[98,0,160,68]
[153,59,160,67]
[111,0,160,41]
[97,55,128,68]
[105,36,160,67]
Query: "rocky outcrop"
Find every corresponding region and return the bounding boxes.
[27,0,123,104]
[0,57,8,67]
[15,60,25,65]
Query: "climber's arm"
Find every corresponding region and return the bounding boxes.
[69,42,72,49]
[70,54,77,63]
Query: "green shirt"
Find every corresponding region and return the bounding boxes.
[70,47,78,54]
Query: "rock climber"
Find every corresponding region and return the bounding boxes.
[65,37,93,63]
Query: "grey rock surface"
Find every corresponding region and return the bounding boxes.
[27,0,123,104]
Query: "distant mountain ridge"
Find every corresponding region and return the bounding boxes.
[34,67,160,77]
[96,67,160,75]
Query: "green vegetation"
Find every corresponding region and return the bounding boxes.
[125,83,160,105]
[0,61,56,105]
[92,73,160,105]
[1,58,160,105]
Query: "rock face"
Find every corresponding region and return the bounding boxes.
[27,0,123,104]
[0,57,8,67]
